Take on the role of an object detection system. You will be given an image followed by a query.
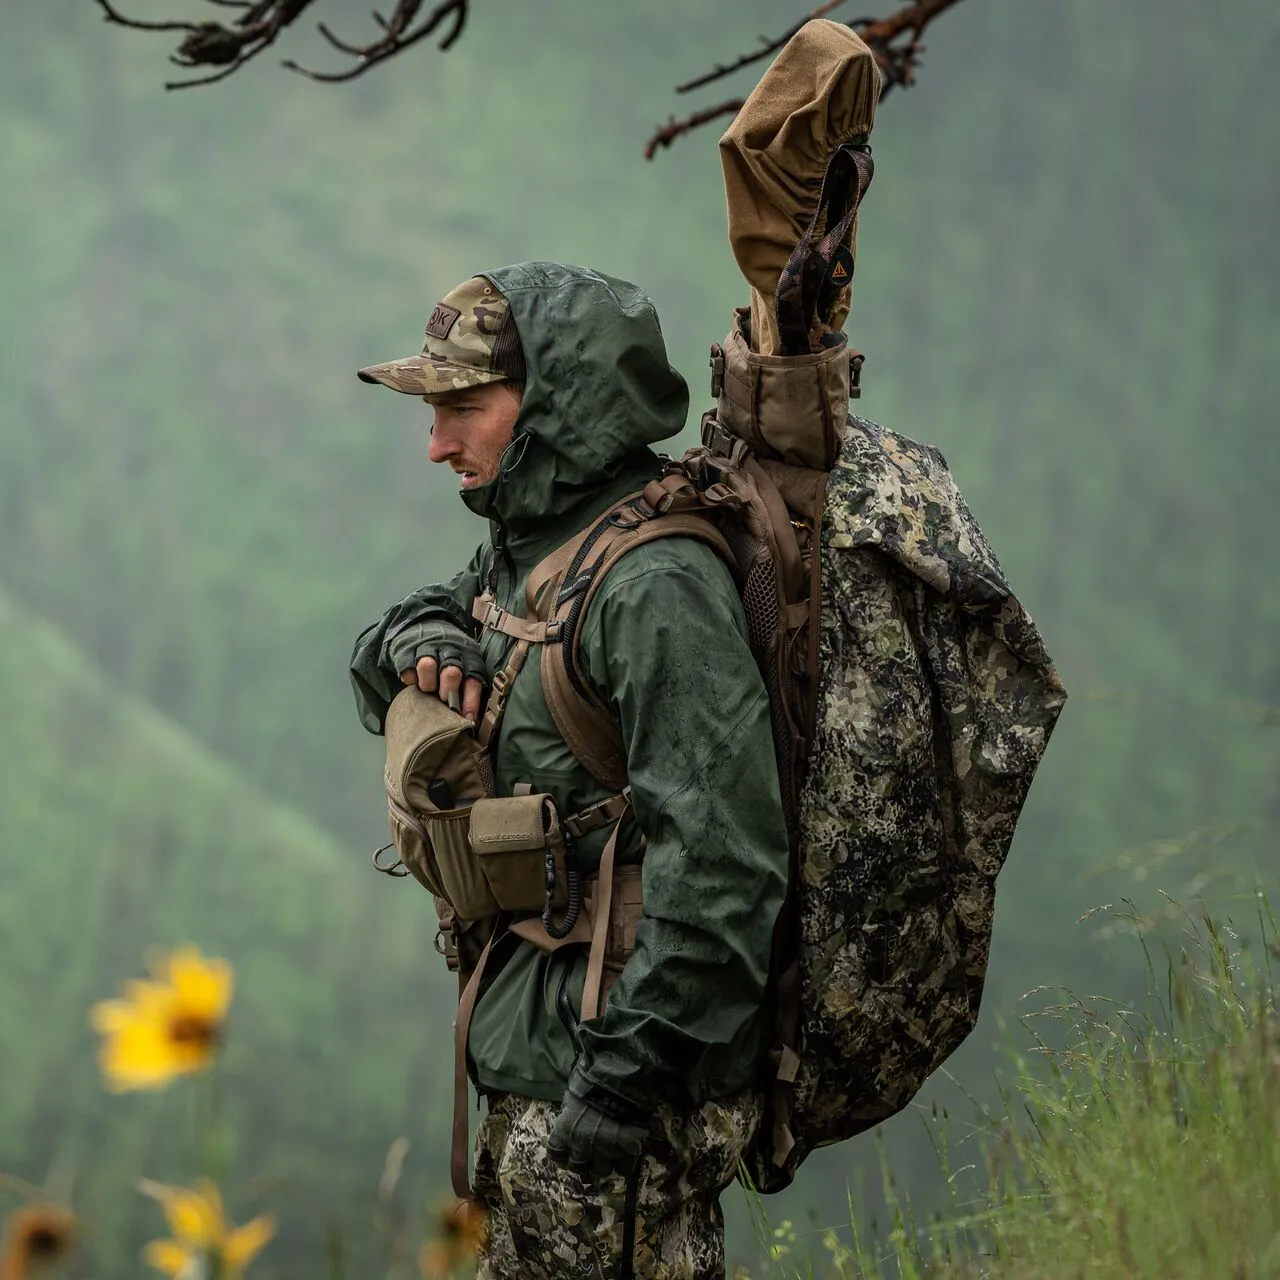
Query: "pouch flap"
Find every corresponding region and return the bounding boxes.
[383,688,482,811]
[468,794,551,855]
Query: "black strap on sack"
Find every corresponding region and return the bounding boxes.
[617,1158,642,1280]
[774,138,875,356]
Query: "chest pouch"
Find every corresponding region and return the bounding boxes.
[467,793,578,935]
[379,687,498,921]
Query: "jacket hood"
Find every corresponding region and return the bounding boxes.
[460,263,689,540]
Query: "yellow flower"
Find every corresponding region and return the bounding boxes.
[90,947,233,1091]
[0,1202,76,1279]
[139,1180,274,1279]
[420,1198,485,1279]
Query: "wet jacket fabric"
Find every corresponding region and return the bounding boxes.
[350,263,788,1115]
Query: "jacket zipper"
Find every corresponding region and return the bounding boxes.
[488,520,517,606]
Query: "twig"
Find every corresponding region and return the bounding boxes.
[167,37,275,89]
[285,0,466,83]
[94,0,197,34]
[676,0,858,94]
[857,0,963,47]
[96,0,319,88]
[856,0,965,91]
[644,99,746,161]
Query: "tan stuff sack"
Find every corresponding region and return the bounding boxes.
[719,19,879,357]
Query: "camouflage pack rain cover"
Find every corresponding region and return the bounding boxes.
[748,413,1067,1190]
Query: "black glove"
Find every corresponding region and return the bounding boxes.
[387,621,485,686]
[546,1091,647,1179]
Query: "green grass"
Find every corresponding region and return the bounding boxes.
[739,894,1280,1279]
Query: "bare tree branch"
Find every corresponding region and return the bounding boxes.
[676,0,858,95]
[94,0,201,36]
[644,99,747,161]
[857,0,965,92]
[284,0,467,84]
[95,0,318,88]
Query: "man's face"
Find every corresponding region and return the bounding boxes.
[424,383,522,490]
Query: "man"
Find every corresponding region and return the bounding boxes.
[350,262,788,1279]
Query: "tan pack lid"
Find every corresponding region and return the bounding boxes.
[719,20,880,355]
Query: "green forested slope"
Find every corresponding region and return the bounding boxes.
[1,0,1277,1268]
[0,587,454,1275]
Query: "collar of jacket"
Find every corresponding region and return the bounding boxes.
[454,261,689,568]
[463,440,660,571]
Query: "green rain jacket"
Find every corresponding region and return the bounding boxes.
[350,263,788,1116]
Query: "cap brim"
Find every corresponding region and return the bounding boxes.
[356,354,507,396]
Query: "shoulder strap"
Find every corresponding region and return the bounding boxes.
[530,493,734,795]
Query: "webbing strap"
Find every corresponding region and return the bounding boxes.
[525,527,591,617]
[466,526,596,756]
[775,143,875,356]
[580,801,629,1021]
[804,477,828,733]
[618,1160,642,1280]
[451,924,501,1200]
[475,638,531,753]
[471,595,561,644]
[640,472,701,515]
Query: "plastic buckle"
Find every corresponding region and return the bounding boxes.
[709,344,725,398]
[849,350,865,400]
[706,419,750,469]
[703,417,732,459]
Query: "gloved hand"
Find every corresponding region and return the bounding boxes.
[388,622,486,720]
[546,1090,647,1179]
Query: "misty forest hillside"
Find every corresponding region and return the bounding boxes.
[2,0,1277,1272]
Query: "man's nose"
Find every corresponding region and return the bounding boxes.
[427,423,458,464]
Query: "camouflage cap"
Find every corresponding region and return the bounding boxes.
[357,275,520,396]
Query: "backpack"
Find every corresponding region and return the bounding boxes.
[502,311,1066,1191]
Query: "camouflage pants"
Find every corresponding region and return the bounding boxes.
[473,1090,762,1280]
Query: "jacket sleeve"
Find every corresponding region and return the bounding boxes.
[348,545,487,735]
[567,538,789,1110]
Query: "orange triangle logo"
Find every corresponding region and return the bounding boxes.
[831,261,849,280]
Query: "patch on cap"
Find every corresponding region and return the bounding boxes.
[426,302,461,341]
